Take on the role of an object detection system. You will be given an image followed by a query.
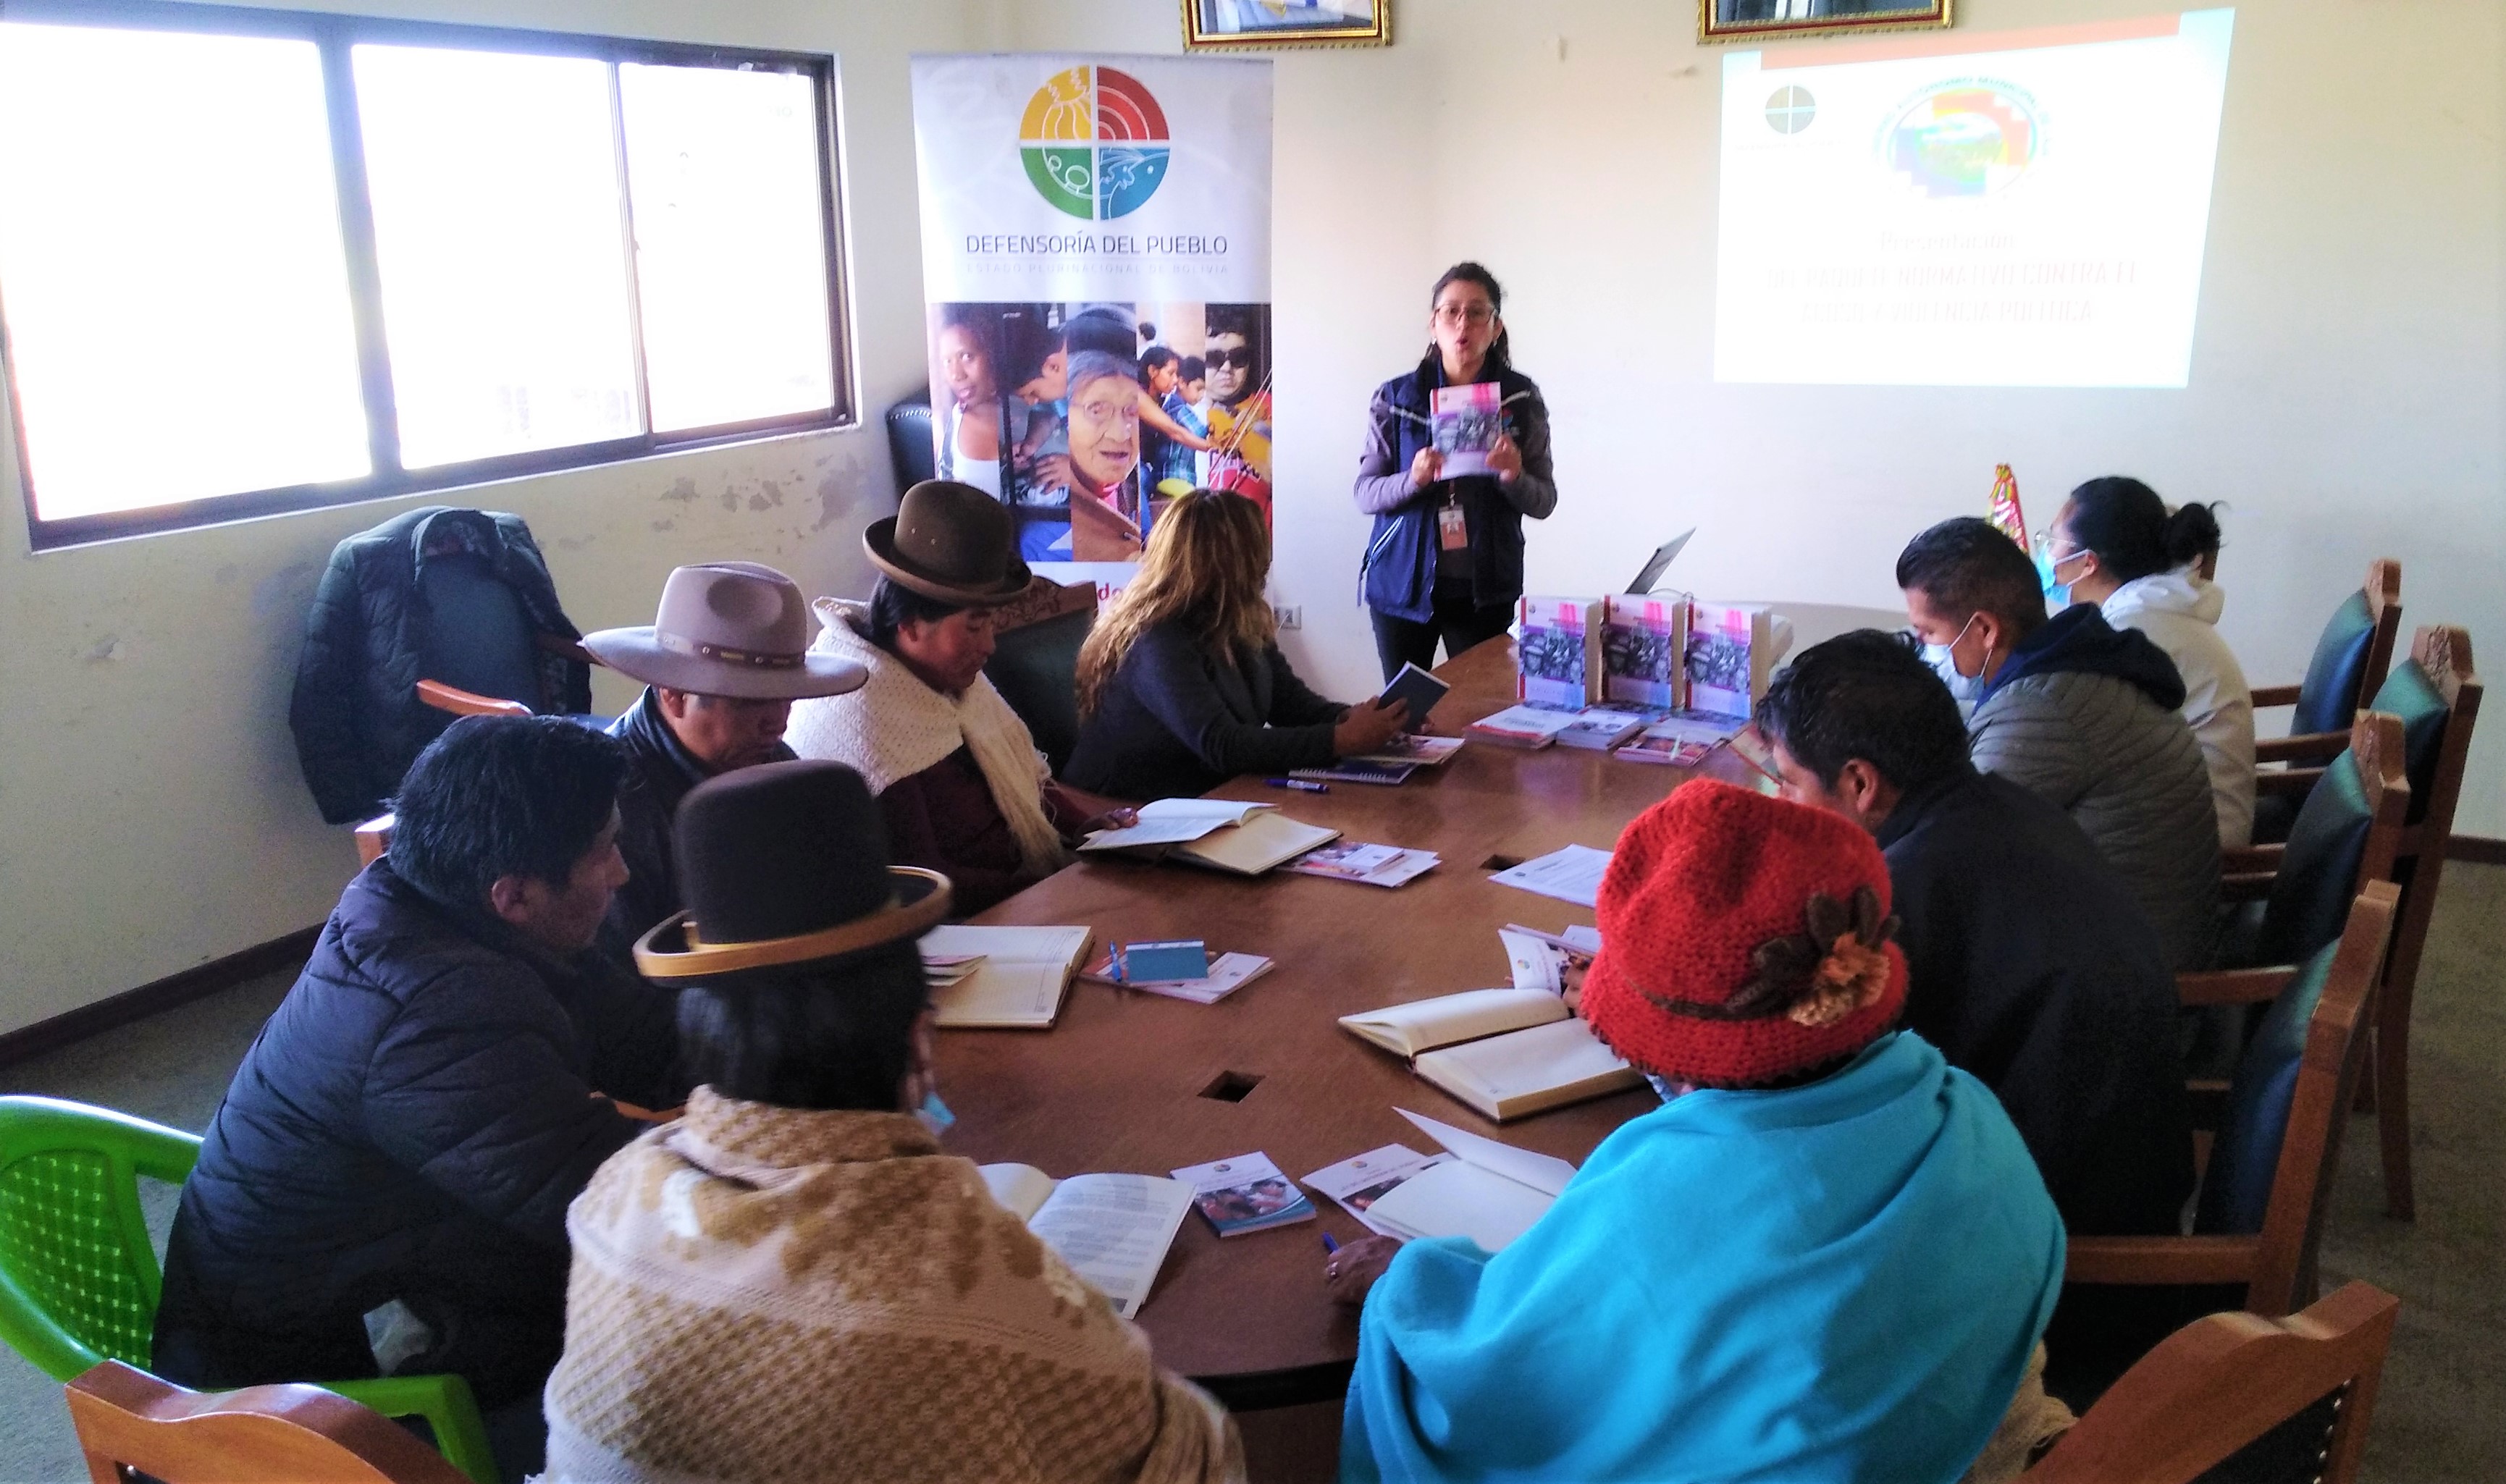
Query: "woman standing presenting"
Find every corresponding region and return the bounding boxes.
[1354,262,1557,680]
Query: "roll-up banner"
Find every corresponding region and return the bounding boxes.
[909,54,1274,589]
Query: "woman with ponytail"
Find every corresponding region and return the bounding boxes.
[1353,262,1557,680]
[2044,477,2255,846]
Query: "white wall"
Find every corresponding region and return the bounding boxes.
[4,0,2499,1034]
[0,0,982,1035]
[1005,0,2505,820]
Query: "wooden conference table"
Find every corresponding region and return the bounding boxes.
[935,638,1760,1408]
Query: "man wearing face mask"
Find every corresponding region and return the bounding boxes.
[1752,631,2192,1239]
[1897,518,2222,971]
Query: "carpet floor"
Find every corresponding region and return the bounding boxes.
[0,864,2496,1483]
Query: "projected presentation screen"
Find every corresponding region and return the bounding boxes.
[1713,10,2234,388]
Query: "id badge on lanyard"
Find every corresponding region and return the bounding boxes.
[1437,499,1468,552]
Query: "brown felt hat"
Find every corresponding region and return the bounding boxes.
[634,759,951,980]
[863,480,1033,606]
[584,562,867,701]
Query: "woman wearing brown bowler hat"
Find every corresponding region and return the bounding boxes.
[787,480,1138,915]
[543,760,1242,1483]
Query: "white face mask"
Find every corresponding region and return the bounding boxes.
[1922,642,1982,706]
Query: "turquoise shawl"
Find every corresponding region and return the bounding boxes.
[1342,1032,2064,1483]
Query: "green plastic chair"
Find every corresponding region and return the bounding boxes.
[0,1095,498,1484]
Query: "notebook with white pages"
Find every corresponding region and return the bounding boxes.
[1359,1110,1580,1253]
[977,1165,1194,1319]
[1337,987,1640,1121]
[1077,798,1275,851]
[917,925,1092,1028]
[1167,811,1341,876]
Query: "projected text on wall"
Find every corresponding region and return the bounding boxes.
[1713,9,2235,388]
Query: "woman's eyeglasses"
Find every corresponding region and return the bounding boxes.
[1203,346,1257,371]
[1435,305,1497,326]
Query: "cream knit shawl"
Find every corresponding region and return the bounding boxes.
[541,1091,1243,1484]
[784,598,1067,879]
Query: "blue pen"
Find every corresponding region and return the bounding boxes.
[1321,1233,1340,1254]
[1266,777,1329,793]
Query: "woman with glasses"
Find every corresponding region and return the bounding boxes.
[1353,261,1558,680]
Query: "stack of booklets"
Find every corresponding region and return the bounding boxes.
[917,925,1092,1027]
[1080,950,1275,1004]
[1515,596,1603,708]
[1356,735,1464,768]
[1615,711,1744,767]
[1172,1152,1317,1237]
[978,1164,1194,1318]
[1284,840,1441,889]
[1552,707,1652,751]
[1290,758,1417,785]
[1080,798,1340,875]
[1340,985,1641,1121]
[1684,602,1781,718]
[1602,594,1689,709]
[1360,1110,1579,1252]
[1466,704,1580,749]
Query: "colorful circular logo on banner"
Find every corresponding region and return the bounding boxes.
[1020,65,1172,221]
[1886,84,2038,197]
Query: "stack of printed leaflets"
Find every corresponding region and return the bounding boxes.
[1284,840,1441,889]
[1171,1152,1316,1238]
[1466,704,1581,749]
[1080,950,1276,1004]
[1290,758,1418,786]
[1356,734,1464,768]
[1616,710,1744,767]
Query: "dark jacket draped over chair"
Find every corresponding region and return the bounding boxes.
[290,507,591,825]
[1878,764,2195,1238]
[151,861,682,1410]
[601,688,792,964]
[1062,620,1348,802]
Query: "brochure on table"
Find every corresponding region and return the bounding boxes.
[1361,1110,1579,1253]
[1172,1151,1316,1237]
[1301,1144,1452,1238]
[1285,840,1441,889]
[1489,843,1613,908]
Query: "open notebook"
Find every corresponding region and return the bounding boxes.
[979,1165,1193,1319]
[1080,798,1339,876]
[919,926,1092,1028]
[1359,1110,1579,1253]
[1340,987,1641,1121]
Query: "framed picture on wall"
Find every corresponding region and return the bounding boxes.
[1700,0,1951,46]
[1184,1,1391,51]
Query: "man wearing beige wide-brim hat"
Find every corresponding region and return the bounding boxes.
[584,562,867,964]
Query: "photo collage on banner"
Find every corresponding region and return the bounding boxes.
[912,54,1273,589]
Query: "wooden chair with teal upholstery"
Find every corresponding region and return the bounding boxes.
[0,1096,497,1484]
[2208,712,2408,976]
[2248,558,2401,843]
[2067,882,2400,1322]
[2334,626,2481,1220]
[2029,1281,2400,1484]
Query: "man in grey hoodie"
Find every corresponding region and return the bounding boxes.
[1899,517,2222,970]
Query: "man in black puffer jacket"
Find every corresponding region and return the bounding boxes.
[290,506,592,825]
[154,717,683,1480]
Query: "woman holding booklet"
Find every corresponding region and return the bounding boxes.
[1066,490,1407,801]
[544,759,1240,1484]
[1329,782,2072,1484]
[1353,261,1557,681]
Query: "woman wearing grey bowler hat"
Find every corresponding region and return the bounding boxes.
[541,759,1242,1483]
[786,481,1138,916]
[582,561,867,963]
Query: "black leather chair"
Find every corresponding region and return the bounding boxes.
[886,391,935,494]
[982,580,1101,777]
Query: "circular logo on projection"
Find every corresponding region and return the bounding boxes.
[1764,85,1817,135]
[1886,84,2039,198]
[1020,65,1171,221]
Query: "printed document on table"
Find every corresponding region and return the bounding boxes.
[1489,844,1613,908]
[1019,1173,1194,1320]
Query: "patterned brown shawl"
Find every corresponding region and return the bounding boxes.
[542,1089,1242,1484]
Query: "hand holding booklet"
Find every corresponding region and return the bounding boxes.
[1358,1110,1579,1253]
[979,1164,1193,1318]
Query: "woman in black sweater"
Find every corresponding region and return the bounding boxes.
[1064,491,1407,802]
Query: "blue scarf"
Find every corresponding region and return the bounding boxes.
[1342,1032,2064,1483]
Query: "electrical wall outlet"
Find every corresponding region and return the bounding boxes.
[1274,604,1303,630]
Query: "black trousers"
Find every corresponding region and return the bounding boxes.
[1369,580,1514,681]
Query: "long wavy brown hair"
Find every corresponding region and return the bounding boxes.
[1076,489,1276,717]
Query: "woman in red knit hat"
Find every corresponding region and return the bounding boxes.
[1333,780,2072,1483]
